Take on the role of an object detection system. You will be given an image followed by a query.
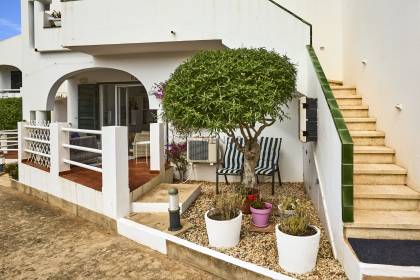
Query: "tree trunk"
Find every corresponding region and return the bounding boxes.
[243,141,260,189]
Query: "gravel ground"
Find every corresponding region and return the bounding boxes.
[0,178,219,280]
[179,182,348,280]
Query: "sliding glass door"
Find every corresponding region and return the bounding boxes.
[100,84,149,130]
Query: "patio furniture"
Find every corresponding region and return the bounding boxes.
[255,137,282,195]
[215,137,244,194]
[132,131,150,164]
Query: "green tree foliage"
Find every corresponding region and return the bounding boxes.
[0,98,22,130]
[163,48,296,189]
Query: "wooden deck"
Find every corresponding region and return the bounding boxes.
[59,159,159,192]
[4,151,17,159]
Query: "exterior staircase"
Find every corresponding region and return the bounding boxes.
[330,81,420,240]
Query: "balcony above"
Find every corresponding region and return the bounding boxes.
[64,40,225,56]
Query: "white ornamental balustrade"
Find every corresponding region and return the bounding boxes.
[24,121,51,168]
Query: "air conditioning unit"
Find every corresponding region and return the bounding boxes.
[187,137,217,164]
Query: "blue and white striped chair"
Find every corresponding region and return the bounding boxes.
[255,137,282,195]
[216,137,244,194]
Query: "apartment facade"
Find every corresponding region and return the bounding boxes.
[1,1,419,279]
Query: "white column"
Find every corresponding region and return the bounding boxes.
[35,111,48,122]
[17,122,27,181]
[67,79,78,128]
[49,122,70,175]
[150,123,164,172]
[0,134,6,154]
[102,126,129,219]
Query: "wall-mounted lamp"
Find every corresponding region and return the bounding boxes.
[168,187,182,231]
[395,104,403,111]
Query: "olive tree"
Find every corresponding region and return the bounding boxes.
[162,48,296,189]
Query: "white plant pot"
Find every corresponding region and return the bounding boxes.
[205,210,242,248]
[275,224,320,274]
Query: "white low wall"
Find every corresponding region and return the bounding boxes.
[19,163,104,214]
[17,122,135,220]
[304,51,361,279]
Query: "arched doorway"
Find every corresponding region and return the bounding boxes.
[49,68,152,157]
[0,65,22,96]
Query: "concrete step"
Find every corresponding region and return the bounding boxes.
[340,105,369,118]
[354,164,407,185]
[354,146,395,163]
[355,185,420,211]
[350,131,385,146]
[328,79,343,86]
[335,95,363,106]
[331,86,357,96]
[345,210,420,240]
[345,117,376,131]
[131,183,201,214]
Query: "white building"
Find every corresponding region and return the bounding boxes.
[1,0,420,279]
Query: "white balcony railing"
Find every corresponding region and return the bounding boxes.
[61,127,103,173]
[0,129,18,153]
[23,121,51,168]
[0,89,21,98]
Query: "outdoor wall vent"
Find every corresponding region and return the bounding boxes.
[299,97,317,143]
[187,137,217,164]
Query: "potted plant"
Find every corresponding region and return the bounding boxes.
[235,184,259,214]
[4,163,18,181]
[205,192,244,248]
[275,202,320,274]
[250,197,272,228]
[49,10,61,27]
[278,196,299,217]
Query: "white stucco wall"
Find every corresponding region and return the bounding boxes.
[304,51,361,280]
[342,0,420,191]
[274,0,343,81]
[0,35,22,70]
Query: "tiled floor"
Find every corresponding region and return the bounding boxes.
[60,159,158,192]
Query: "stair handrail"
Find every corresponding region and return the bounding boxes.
[266,0,312,46]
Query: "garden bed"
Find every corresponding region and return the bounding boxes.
[179,182,347,280]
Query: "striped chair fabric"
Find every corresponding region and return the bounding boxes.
[217,137,244,175]
[255,137,282,175]
[255,137,282,195]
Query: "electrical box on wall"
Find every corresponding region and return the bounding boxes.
[299,97,317,142]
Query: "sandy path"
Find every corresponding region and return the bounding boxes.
[0,177,219,280]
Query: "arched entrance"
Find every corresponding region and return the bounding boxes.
[0,65,22,96]
[49,67,152,157]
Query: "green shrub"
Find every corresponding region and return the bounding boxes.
[0,98,22,130]
[163,48,296,189]
[4,163,18,180]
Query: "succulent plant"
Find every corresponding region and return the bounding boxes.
[211,192,245,221]
[279,202,314,236]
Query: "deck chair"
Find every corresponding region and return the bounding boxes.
[215,137,244,194]
[255,137,282,195]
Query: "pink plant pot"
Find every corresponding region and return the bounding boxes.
[250,202,273,228]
